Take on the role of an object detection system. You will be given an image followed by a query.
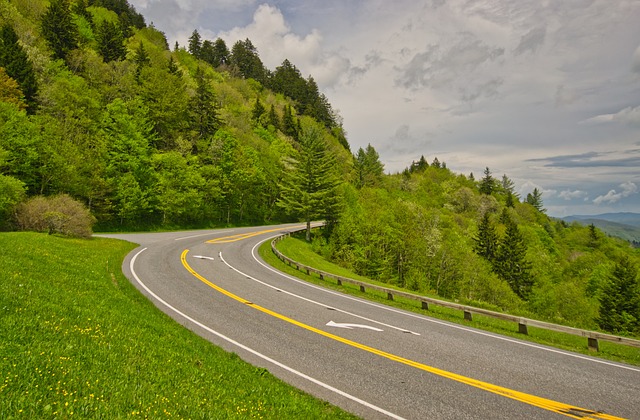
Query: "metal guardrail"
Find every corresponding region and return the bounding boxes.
[271,230,640,352]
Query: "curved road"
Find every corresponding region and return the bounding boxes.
[100,224,640,419]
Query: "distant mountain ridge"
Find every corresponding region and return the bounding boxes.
[562,213,640,244]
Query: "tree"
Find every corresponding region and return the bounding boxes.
[597,257,640,334]
[229,38,266,83]
[494,218,532,299]
[354,144,384,188]
[479,167,495,195]
[251,96,265,124]
[132,41,150,82]
[212,38,230,67]
[0,67,26,111]
[277,124,342,241]
[0,25,38,112]
[189,68,221,147]
[188,29,202,58]
[282,105,298,140]
[40,0,79,61]
[474,212,498,262]
[526,187,545,212]
[96,20,126,62]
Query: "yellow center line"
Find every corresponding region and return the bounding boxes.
[180,249,623,420]
[206,225,307,244]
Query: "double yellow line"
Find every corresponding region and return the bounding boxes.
[206,226,306,244]
[180,249,622,419]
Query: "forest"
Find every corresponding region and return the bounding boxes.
[0,0,638,336]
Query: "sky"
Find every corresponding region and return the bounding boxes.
[129,0,640,217]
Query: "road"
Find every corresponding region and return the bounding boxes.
[100,224,640,419]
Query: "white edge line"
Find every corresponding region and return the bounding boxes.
[219,251,419,335]
[252,236,640,374]
[129,247,405,420]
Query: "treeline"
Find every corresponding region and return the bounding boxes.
[0,0,350,230]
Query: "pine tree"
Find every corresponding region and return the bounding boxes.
[268,104,280,130]
[212,38,229,67]
[133,41,150,83]
[479,167,495,195]
[188,29,202,58]
[0,24,38,113]
[282,105,298,140]
[189,68,221,145]
[526,188,545,212]
[494,218,532,299]
[96,20,126,62]
[354,144,384,188]
[597,257,640,333]
[474,212,498,262]
[277,125,342,241]
[251,96,265,123]
[41,0,79,61]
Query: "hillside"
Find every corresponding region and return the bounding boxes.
[562,214,640,245]
[0,0,351,231]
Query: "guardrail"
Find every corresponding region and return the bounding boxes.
[271,230,640,352]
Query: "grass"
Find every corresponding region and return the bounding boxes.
[0,232,358,419]
[261,235,640,367]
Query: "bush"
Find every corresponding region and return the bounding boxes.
[15,194,95,238]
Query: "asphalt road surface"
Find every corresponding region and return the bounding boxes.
[99,223,640,419]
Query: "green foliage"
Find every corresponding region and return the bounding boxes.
[15,194,95,237]
[95,19,125,62]
[0,24,38,112]
[40,0,79,61]
[598,257,640,334]
[354,144,384,188]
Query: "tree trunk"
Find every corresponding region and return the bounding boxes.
[306,220,311,242]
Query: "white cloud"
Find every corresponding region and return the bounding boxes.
[593,182,638,205]
[580,106,640,126]
[558,189,588,201]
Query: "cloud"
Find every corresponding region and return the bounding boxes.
[214,4,350,87]
[513,26,546,55]
[394,33,504,96]
[558,189,588,201]
[580,106,640,127]
[527,150,640,168]
[593,182,638,205]
[632,44,640,73]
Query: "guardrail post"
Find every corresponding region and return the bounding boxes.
[337,278,342,286]
[588,337,599,352]
[464,310,473,321]
[387,292,394,301]
[518,322,528,335]
[319,273,324,280]
[421,301,429,310]
[360,285,365,293]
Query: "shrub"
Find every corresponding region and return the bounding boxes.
[15,194,95,238]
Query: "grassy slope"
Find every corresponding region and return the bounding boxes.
[0,232,357,419]
[261,235,640,367]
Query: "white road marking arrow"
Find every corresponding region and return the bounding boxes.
[326,321,383,331]
[193,255,215,261]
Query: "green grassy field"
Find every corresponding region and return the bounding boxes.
[0,232,358,419]
[260,234,640,367]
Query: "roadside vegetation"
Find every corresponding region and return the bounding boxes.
[261,235,640,367]
[0,232,357,419]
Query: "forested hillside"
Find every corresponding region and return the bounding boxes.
[0,0,638,337]
[0,0,350,231]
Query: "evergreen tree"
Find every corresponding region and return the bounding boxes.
[251,96,265,123]
[229,38,266,83]
[167,56,180,75]
[282,105,298,140]
[479,167,495,195]
[0,25,38,113]
[526,188,545,212]
[267,104,280,130]
[189,68,221,146]
[133,41,150,83]
[597,257,640,334]
[96,20,126,62]
[474,212,498,262]
[41,0,79,61]
[277,125,342,241]
[431,157,441,169]
[494,218,532,299]
[200,40,215,65]
[212,38,229,67]
[188,29,202,58]
[354,144,384,188]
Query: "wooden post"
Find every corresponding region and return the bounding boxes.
[464,310,473,321]
[337,279,342,286]
[421,301,429,310]
[518,323,528,335]
[360,285,365,293]
[387,292,394,301]
[588,337,599,352]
